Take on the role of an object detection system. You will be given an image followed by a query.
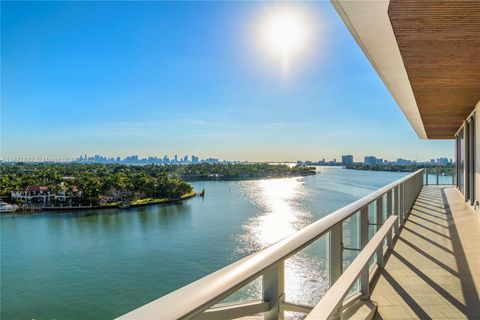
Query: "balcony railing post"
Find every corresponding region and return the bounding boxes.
[406,180,411,216]
[263,261,285,320]
[399,183,405,226]
[386,190,393,248]
[426,169,429,185]
[408,179,413,215]
[360,206,369,299]
[330,223,343,287]
[394,186,399,236]
[376,196,384,267]
[387,191,392,219]
[407,180,412,215]
[331,222,344,320]
[403,183,407,223]
[436,168,439,185]
[419,170,423,193]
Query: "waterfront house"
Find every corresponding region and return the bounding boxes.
[56,185,82,202]
[11,186,53,203]
[11,185,82,204]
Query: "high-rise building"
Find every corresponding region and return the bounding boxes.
[341,155,353,165]
[364,156,377,165]
[437,157,449,166]
[396,158,413,165]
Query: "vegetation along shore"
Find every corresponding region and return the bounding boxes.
[345,163,454,174]
[0,163,316,212]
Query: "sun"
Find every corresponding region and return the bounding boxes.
[259,7,312,71]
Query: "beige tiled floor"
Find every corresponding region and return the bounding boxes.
[372,186,480,320]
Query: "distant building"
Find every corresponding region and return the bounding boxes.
[364,156,377,165]
[205,158,219,164]
[395,158,414,165]
[437,157,449,165]
[342,155,354,165]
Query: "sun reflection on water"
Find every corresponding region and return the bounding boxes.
[239,177,311,250]
[229,177,329,315]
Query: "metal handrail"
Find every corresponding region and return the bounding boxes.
[117,169,423,320]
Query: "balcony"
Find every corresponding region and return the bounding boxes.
[116,171,479,319]
[371,185,480,319]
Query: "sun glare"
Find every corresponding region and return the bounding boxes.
[259,7,312,72]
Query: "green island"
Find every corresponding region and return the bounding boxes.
[0,163,316,212]
[175,163,316,180]
[345,163,455,174]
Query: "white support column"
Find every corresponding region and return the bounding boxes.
[263,261,285,320]
[360,206,369,299]
[376,196,384,267]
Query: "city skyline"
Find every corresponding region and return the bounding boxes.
[0,152,453,165]
[2,1,453,161]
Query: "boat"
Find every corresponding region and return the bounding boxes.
[0,201,18,213]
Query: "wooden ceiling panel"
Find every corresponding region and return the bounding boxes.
[388,0,480,139]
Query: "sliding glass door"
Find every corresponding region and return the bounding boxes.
[456,115,475,205]
[457,128,465,194]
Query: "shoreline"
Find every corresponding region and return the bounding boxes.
[7,172,316,214]
[182,171,317,181]
[13,192,197,214]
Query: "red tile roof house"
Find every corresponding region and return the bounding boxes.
[11,186,53,203]
[11,185,84,204]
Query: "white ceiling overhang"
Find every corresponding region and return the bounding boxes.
[332,0,427,139]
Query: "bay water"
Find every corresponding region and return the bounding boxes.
[1,167,408,319]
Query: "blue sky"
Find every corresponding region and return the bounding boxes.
[1,1,453,162]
